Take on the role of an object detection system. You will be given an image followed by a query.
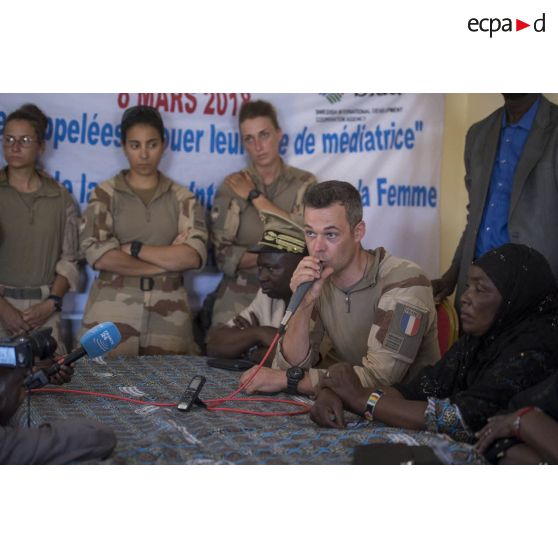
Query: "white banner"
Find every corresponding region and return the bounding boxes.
[0,93,444,317]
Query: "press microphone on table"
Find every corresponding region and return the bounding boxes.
[24,322,122,389]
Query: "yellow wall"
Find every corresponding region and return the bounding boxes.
[439,93,558,274]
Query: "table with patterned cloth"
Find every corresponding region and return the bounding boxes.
[11,356,484,464]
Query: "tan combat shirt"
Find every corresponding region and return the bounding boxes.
[274,248,440,390]
[80,170,208,269]
[0,167,80,290]
[225,288,286,329]
[210,160,316,279]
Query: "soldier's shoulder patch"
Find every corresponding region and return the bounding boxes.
[400,306,423,336]
[382,302,429,361]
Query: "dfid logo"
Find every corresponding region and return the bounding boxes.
[468,12,546,37]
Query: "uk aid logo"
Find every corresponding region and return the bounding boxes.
[468,12,546,37]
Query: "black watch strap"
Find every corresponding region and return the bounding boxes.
[247,189,261,203]
[286,366,305,395]
[47,294,63,312]
[131,241,143,259]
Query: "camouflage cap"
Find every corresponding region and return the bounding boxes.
[248,211,308,255]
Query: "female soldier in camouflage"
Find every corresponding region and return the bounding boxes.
[209,100,316,328]
[0,103,80,352]
[79,106,207,356]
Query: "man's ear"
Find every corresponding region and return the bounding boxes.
[353,220,366,242]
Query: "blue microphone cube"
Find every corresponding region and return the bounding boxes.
[79,322,122,358]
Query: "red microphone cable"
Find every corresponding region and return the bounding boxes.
[31,331,312,417]
[203,331,311,415]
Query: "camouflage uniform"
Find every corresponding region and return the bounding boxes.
[79,171,207,356]
[209,161,316,326]
[0,168,80,352]
[274,248,440,390]
[225,288,286,329]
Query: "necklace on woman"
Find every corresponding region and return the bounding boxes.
[10,172,41,223]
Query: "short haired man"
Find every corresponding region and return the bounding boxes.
[239,180,440,396]
[209,99,316,327]
[207,211,306,365]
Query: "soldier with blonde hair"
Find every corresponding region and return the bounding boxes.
[209,99,316,328]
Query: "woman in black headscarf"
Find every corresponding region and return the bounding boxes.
[310,244,558,443]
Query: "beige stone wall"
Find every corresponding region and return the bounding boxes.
[439,93,558,275]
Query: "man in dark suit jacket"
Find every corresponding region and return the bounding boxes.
[433,94,558,309]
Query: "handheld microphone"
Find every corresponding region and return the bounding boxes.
[279,263,323,333]
[24,322,122,389]
[279,280,314,333]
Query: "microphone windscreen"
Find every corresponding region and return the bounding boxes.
[79,322,122,358]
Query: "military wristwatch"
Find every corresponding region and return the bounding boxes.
[286,366,305,395]
[47,294,63,312]
[247,189,262,203]
[131,241,143,259]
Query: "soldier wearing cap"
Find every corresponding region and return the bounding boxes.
[79,106,207,356]
[239,180,440,397]
[209,100,316,328]
[206,211,306,365]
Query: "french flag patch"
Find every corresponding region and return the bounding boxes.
[400,308,421,336]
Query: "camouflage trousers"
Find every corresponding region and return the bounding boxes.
[210,272,260,328]
[81,272,199,357]
[0,286,67,354]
